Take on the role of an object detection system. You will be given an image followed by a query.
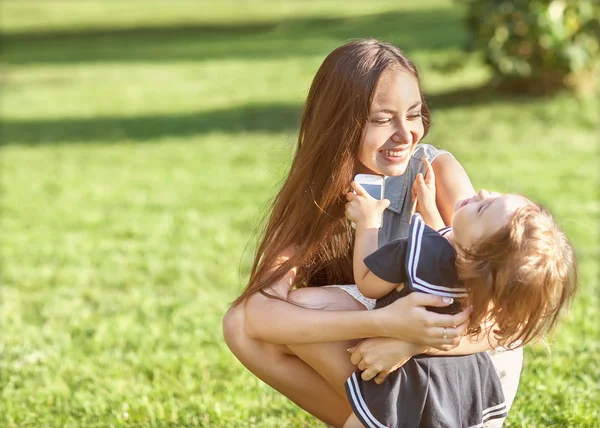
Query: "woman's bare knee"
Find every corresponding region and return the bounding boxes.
[222,302,246,353]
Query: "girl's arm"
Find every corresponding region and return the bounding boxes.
[347,182,399,299]
[353,224,399,299]
[412,158,445,230]
[431,153,476,226]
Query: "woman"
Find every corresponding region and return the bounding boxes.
[222,39,522,427]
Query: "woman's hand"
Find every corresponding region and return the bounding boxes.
[345,182,390,229]
[375,292,473,351]
[348,338,426,383]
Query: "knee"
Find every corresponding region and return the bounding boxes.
[222,303,247,354]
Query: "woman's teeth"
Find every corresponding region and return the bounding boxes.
[381,149,407,158]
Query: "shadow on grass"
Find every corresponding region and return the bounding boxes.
[1,84,517,146]
[2,83,532,146]
[425,81,562,111]
[1,7,466,65]
[426,84,501,110]
[0,103,303,145]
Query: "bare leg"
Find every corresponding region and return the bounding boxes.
[223,300,353,427]
[344,413,364,428]
[287,287,366,397]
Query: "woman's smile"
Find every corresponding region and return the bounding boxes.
[379,147,411,164]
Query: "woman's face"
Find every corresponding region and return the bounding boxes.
[358,68,425,176]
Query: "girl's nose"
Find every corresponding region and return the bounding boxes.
[477,189,490,200]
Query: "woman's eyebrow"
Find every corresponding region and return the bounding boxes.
[371,108,397,114]
[371,102,422,115]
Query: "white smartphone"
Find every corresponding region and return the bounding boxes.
[354,173,385,200]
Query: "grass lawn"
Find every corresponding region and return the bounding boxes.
[1,0,598,426]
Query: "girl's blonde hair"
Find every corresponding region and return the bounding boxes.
[457,201,578,348]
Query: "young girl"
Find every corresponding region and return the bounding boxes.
[343,170,578,427]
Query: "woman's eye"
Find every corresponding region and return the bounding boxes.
[408,112,422,120]
[372,118,391,125]
[477,204,486,214]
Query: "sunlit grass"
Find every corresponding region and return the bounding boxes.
[1,0,598,426]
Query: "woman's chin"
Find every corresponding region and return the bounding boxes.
[358,161,409,177]
[380,164,409,177]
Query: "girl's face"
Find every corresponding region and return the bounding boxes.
[451,190,530,250]
[358,68,425,176]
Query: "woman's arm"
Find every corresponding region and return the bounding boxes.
[245,285,472,348]
[348,326,500,383]
[431,154,476,226]
[426,331,498,356]
[427,317,506,356]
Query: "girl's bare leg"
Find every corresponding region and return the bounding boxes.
[223,300,353,427]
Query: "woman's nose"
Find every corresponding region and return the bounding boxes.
[391,125,412,145]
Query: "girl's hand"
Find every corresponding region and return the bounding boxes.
[411,158,438,218]
[345,182,390,229]
[376,292,473,351]
[348,338,427,383]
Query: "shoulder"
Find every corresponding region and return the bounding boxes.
[411,144,455,163]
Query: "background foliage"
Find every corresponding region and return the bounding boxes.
[460,0,600,93]
[1,0,598,426]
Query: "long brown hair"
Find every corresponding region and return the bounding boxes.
[233,39,430,305]
[457,202,578,348]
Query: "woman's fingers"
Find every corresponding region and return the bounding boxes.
[349,349,363,366]
[426,324,468,350]
[409,292,455,308]
[424,309,471,330]
[409,293,474,329]
[361,367,379,382]
[374,372,390,384]
[438,306,473,329]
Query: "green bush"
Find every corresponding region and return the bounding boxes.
[460,0,600,94]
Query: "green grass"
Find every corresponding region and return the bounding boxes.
[1,1,599,426]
